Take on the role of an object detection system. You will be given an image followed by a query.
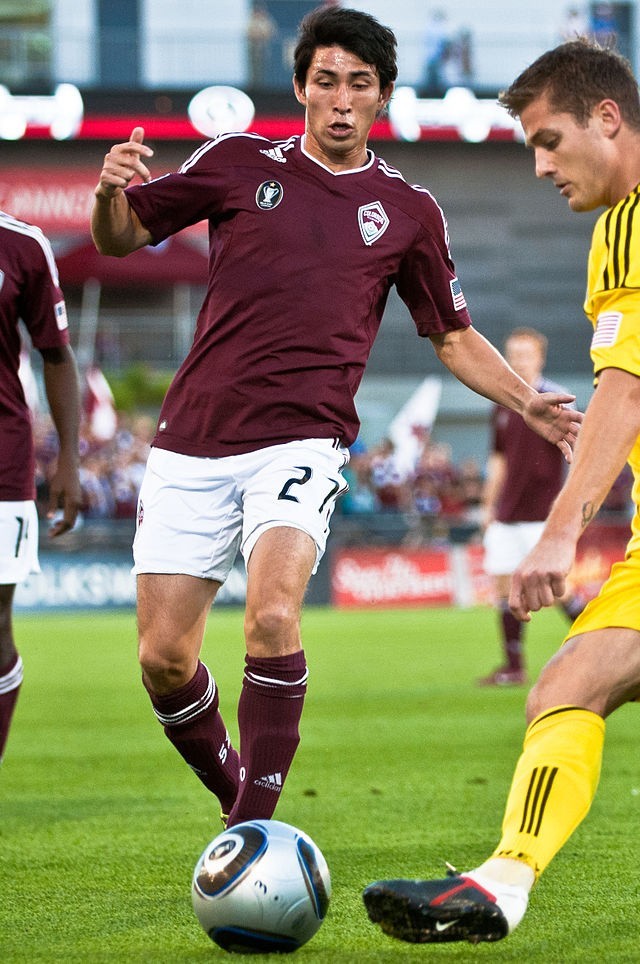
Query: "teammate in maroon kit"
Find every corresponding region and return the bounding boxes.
[479,328,584,685]
[0,211,81,763]
[91,6,581,828]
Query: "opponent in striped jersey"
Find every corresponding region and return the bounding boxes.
[91,6,580,832]
[0,212,81,762]
[364,38,640,947]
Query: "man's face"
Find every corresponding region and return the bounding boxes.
[520,92,614,211]
[293,45,392,171]
[505,336,544,386]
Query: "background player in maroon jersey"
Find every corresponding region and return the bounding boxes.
[0,211,81,763]
[90,6,580,829]
[479,327,583,685]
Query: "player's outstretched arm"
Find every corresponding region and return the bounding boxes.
[431,326,582,461]
[510,366,640,620]
[91,126,154,256]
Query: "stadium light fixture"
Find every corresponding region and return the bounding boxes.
[0,83,83,140]
[188,86,255,139]
[388,85,524,143]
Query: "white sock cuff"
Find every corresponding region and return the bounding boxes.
[0,655,23,694]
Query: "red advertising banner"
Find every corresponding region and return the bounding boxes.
[0,169,97,233]
[331,522,629,609]
[0,169,207,239]
[332,547,455,608]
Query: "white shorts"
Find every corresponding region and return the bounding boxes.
[133,439,349,581]
[0,500,40,585]
[483,520,545,576]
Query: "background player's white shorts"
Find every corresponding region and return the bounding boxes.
[133,439,349,581]
[483,520,545,576]
[0,500,40,585]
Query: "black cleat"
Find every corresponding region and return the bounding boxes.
[363,874,511,944]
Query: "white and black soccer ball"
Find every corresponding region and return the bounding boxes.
[191,819,331,954]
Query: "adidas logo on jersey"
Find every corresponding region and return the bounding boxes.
[254,771,283,791]
[259,147,287,163]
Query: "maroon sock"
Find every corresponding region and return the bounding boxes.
[145,661,239,814]
[227,650,308,827]
[500,603,524,671]
[0,653,23,763]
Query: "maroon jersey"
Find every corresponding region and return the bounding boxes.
[126,133,472,457]
[0,212,69,500]
[492,377,569,523]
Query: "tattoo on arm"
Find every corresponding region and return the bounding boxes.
[581,501,596,528]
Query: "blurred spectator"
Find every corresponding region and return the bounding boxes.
[590,2,618,47]
[369,437,412,511]
[559,5,590,41]
[340,439,377,514]
[79,452,115,519]
[421,10,473,95]
[458,456,484,524]
[247,2,278,89]
[422,10,453,96]
[405,440,465,544]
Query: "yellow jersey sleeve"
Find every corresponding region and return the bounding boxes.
[585,185,640,380]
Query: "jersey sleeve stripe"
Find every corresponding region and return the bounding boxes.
[0,211,60,286]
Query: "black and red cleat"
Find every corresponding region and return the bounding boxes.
[363,873,512,944]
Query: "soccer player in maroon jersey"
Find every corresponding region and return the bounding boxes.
[479,327,584,686]
[0,211,81,763]
[91,6,580,829]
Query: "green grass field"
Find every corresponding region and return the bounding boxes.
[1,605,638,963]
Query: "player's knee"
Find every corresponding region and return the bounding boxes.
[245,598,300,652]
[138,641,191,693]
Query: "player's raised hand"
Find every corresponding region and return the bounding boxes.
[522,391,583,463]
[95,126,154,199]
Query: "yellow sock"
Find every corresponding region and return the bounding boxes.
[492,705,605,878]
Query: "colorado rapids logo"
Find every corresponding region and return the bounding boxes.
[358,201,389,245]
[256,180,283,210]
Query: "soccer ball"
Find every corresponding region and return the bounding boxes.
[191,819,331,954]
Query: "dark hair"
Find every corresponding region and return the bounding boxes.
[499,39,640,130]
[293,6,398,92]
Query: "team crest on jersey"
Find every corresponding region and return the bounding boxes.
[358,201,389,245]
[256,180,284,209]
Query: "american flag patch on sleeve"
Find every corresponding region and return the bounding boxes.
[450,277,467,311]
[591,311,622,348]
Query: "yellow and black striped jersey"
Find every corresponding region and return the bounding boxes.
[584,183,640,552]
[585,183,640,380]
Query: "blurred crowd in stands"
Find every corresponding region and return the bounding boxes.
[342,434,485,546]
[35,408,154,524]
